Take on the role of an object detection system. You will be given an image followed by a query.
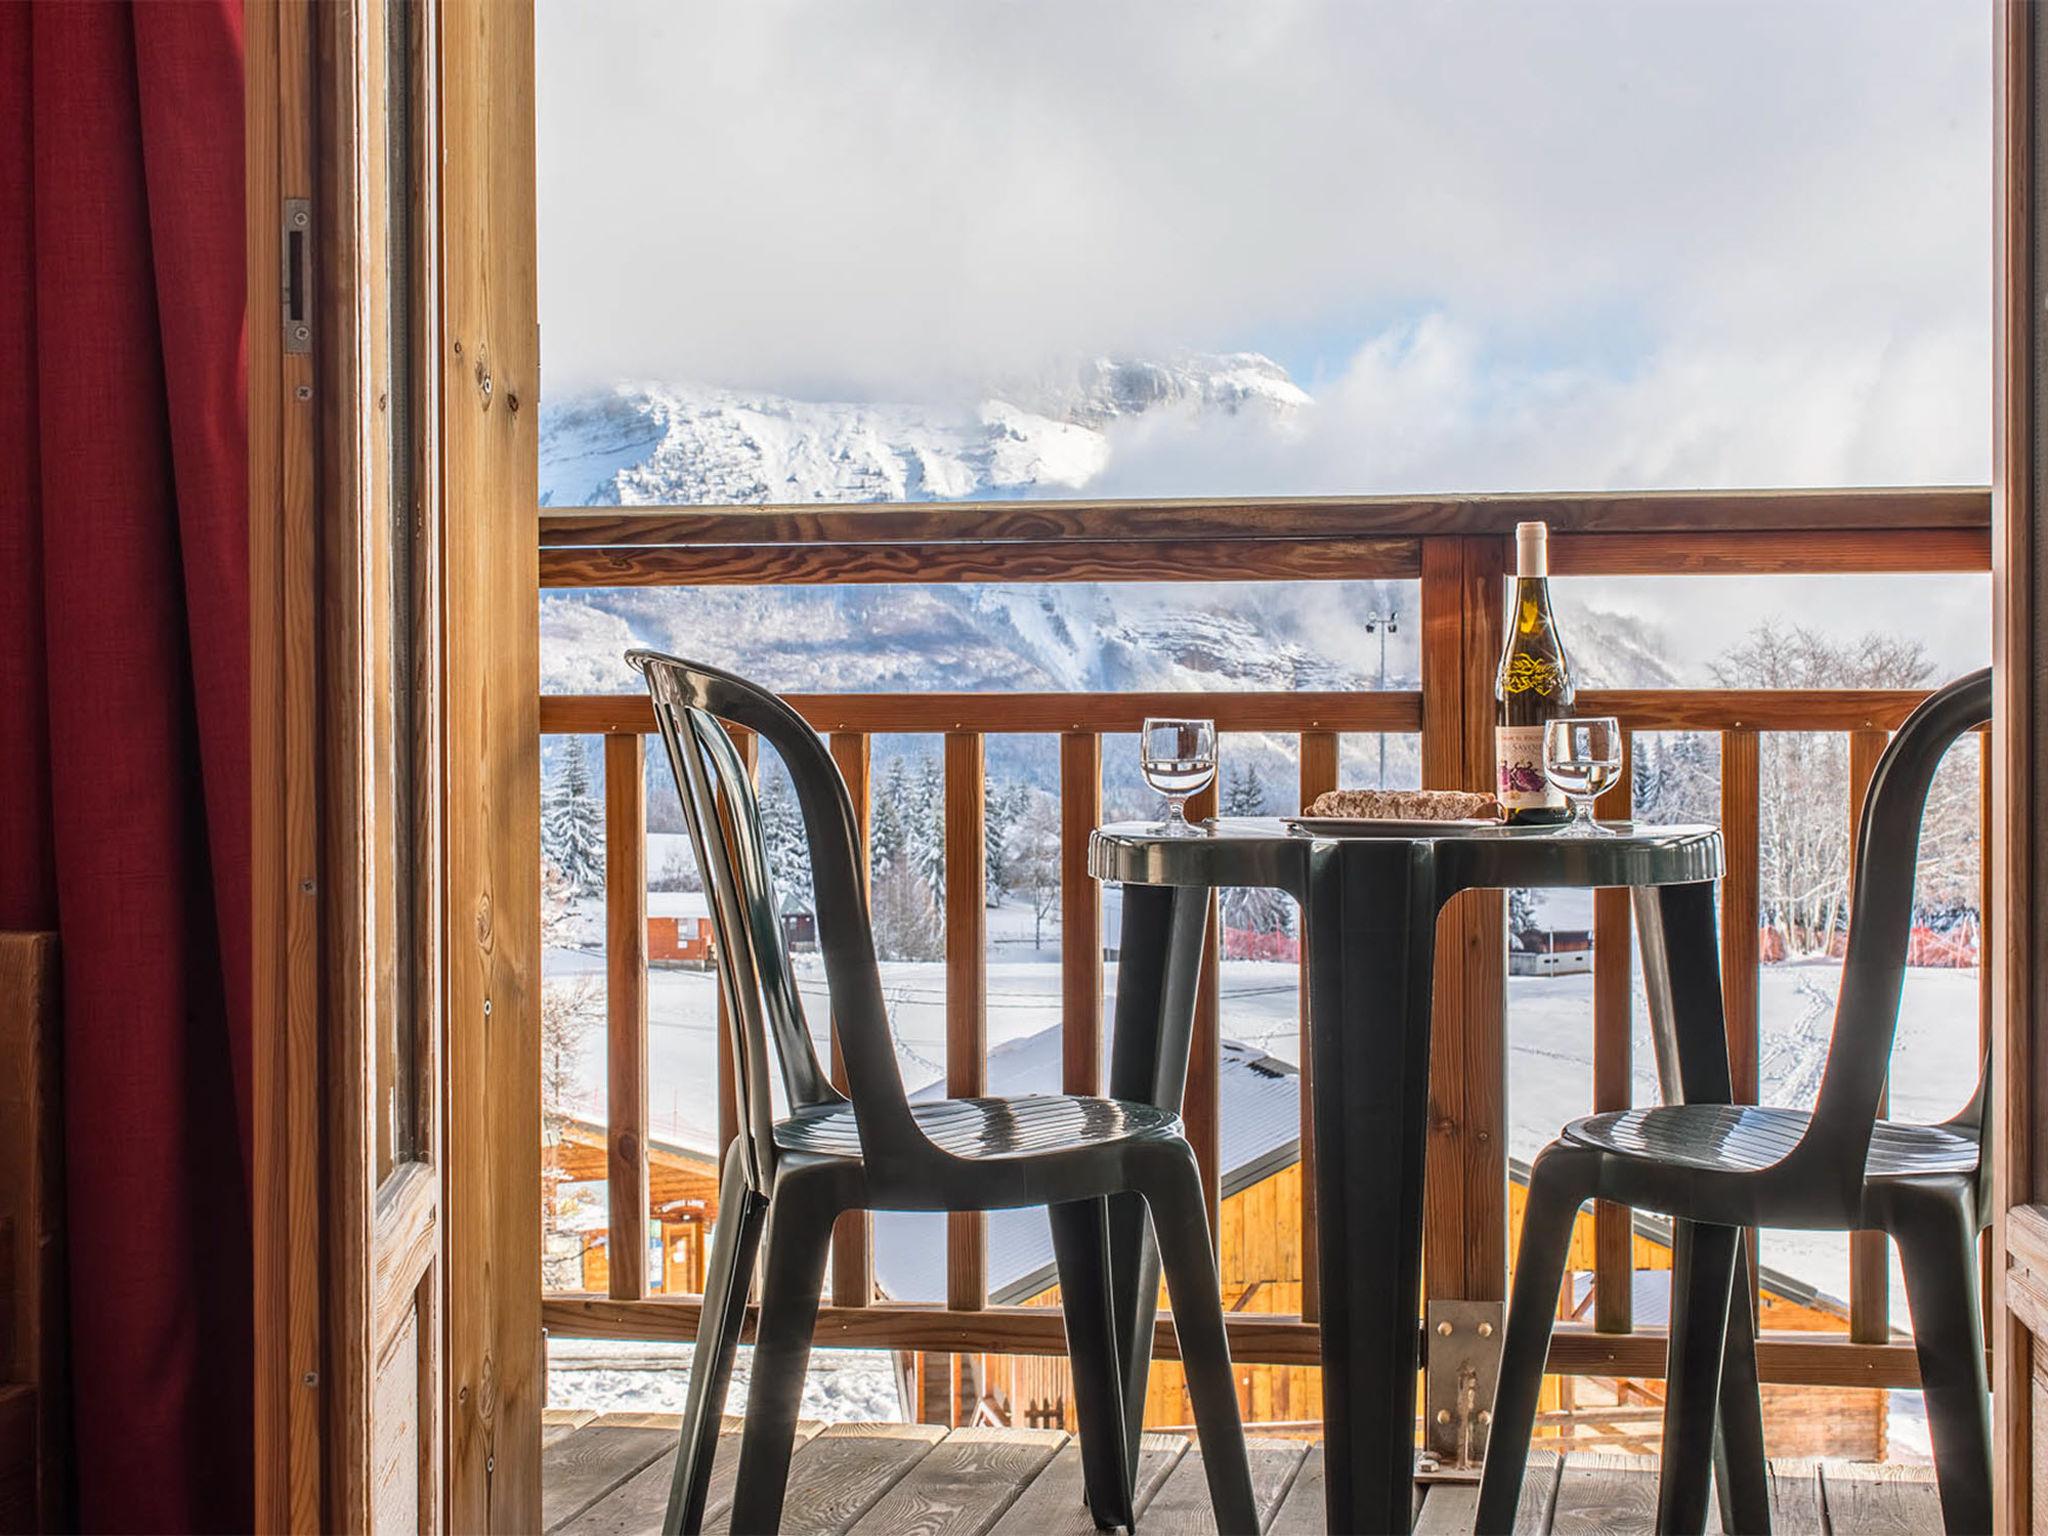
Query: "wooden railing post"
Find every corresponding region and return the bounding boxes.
[604,733,648,1300]
[1720,727,1763,1314]
[830,732,875,1308]
[1420,535,1510,1306]
[1060,733,1103,1096]
[945,732,988,1310]
[1846,728,1890,1343]
[1297,730,1338,1323]
[1592,735,1636,1334]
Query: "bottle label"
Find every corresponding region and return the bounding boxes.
[1501,652,1565,697]
[1497,724,1563,811]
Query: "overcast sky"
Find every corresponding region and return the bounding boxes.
[537,0,1993,671]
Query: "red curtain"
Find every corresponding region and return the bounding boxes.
[0,3,250,1531]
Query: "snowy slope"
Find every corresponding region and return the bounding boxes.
[539,353,1308,508]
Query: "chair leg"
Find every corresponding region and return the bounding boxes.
[1658,1220,1738,1536]
[663,1148,767,1535]
[1712,1266,1773,1536]
[1477,1148,1589,1536]
[1139,1151,1258,1536]
[1050,1197,1135,1531]
[728,1188,835,1536]
[1894,1188,1993,1536]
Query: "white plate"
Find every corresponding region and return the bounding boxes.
[1284,815,1504,837]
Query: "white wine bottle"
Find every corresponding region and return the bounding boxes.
[1495,521,1574,826]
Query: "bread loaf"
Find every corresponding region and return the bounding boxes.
[1304,788,1502,821]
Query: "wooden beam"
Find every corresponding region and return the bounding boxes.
[828,732,874,1308]
[1059,734,1102,1097]
[1845,730,1889,1345]
[1420,536,1509,1305]
[1719,730,1762,1107]
[440,0,542,1523]
[1592,739,1636,1336]
[0,935,63,1531]
[539,690,1422,739]
[603,735,648,1302]
[538,485,1989,550]
[1296,730,1338,1324]
[538,1297,1933,1387]
[945,734,988,1311]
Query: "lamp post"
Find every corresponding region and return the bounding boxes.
[1364,610,1398,787]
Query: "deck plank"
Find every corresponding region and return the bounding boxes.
[987,1431,1188,1535]
[845,1427,1068,1536]
[1264,1447,1326,1534]
[1140,1438,1309,1535]
[542,1423,681,1532]
[1765,1456,1826,1534]
[544,1409,600,1448]
[1409,1450,1559,1536]
[704,1422,948,1536]
[557,1419,821,1536]
[1819,1461,1942,1536]
[1549,1452,1659,1536]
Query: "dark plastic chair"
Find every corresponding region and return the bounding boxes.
[630,652,1257,1536]
[1477,668,1993,1536]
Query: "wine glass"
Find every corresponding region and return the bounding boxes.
[1141,717,1217,837]
[1542,717,1623,837]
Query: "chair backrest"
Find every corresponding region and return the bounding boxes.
[628,651,925,1194]
[1795,667,1991,1210]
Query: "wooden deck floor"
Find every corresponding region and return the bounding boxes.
[541,1411,1940,1535]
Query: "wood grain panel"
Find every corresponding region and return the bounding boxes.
[843,1426,1065,1536]
[1421,536,1510,1304]
[541,536,1420,588]
[1550,527,1989,575]
[602,733,649,1301]
[538,690,1422,738]
[1846,728,1890,1345]
[706,1423,945,1536]
[1592,737,1636,1335]
[1296,731,1338,1324]
[1577,689,1940,733]
[538,485,1987,550]
[830,732,875,1309]
[946,733,989,1311]
[985,1433,1187,1534]
[1139,1438,1308,1534]
[441,0,543,1523]
[1719,730,1762,1107]
[539,1296,1931,1384]
[1059,733,1103,1097]
[0,934,62,1531]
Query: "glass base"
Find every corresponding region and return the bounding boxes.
[1555,801,1611,837]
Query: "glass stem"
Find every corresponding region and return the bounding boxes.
[1166,795,1189,833]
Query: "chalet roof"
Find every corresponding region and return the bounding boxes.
[646,890,712,921]
[872,1023,1301,1305]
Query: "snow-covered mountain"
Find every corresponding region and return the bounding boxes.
[537,353,1679,787]
[539,353,1309,508]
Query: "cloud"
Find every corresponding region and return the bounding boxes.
[538,0,1990,416]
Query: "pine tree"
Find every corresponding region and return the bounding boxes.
[1223,763,1268,818]
[542,738,606,896]
[758,776,814,912]
[910,756,946,904]
[870,758,908,879]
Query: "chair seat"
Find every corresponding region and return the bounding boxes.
[1561,1103,1979,1181]
[775,1092,1183,1162]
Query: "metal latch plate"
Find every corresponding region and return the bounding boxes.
[1422,1299,1504,1474]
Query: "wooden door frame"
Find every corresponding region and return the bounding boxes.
[250,1,539,1529]
[1995,4,2044,1531]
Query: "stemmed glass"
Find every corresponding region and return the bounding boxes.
[1141,717,1217,837]
[1542,717,1623,837]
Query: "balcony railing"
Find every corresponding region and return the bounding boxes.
[537,487,1991,1406]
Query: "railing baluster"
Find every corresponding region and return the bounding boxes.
[1845,728,1890,1343]
[1187,778,1223,1250]
[1060,732,1103,1096]
[1720,727,1763,1315]
[945,731,989,1310]
[1592,732,1636,1334]
[830,731,875,1308]
[604,732,649,1300]
[1296,730,1338,1323]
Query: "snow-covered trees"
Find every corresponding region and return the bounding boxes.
[869,754,947,961]
[757,772,814,913]
[542,738,606,896]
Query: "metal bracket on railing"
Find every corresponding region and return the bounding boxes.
[1421,1299,1504,1477]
